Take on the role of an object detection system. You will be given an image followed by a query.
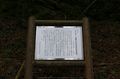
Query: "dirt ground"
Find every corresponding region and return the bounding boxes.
[0,19,120,79]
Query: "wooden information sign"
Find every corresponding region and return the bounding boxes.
[35,26,84,60]
[25,16,94,79]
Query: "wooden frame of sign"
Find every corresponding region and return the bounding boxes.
[25,16,93,79]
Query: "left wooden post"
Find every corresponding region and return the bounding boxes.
[25,16,35,79]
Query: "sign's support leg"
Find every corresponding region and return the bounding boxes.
[25,16,35,79]
[83,17,94,79]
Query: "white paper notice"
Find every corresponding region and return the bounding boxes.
[35,26,84,60]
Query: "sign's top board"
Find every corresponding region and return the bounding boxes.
[35,26,84,60]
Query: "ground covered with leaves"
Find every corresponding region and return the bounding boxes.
[0,18,120,79]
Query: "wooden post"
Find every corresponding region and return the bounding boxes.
[25,16,35,79]
[83,17,94,79]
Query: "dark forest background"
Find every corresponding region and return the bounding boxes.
[0,0,120,21]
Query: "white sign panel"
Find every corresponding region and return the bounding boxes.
[35,26,84,60]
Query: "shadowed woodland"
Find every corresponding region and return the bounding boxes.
[0,0,120,79]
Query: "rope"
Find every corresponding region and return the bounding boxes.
[15,60,25,79]
[77,0,97,19]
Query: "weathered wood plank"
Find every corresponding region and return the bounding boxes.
[83,17,94,79]
[25,16,35,79]
[33,60,85,67]
[35,20,83,26]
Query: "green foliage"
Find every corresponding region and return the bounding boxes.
[111,70,116,75]
[14,59,17,62]
[3,52,8,55]
[95,74,99,79]
[3,48,12,53]
[4,58,11,61]
[95,67,116,79]
[0,35,3,38]
[99,76,105,79]
[15,37,19,39]
[95,66,107,79]
[99,66,107,73]
[95,74,105,79]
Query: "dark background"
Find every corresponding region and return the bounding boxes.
[0,0,120,21]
